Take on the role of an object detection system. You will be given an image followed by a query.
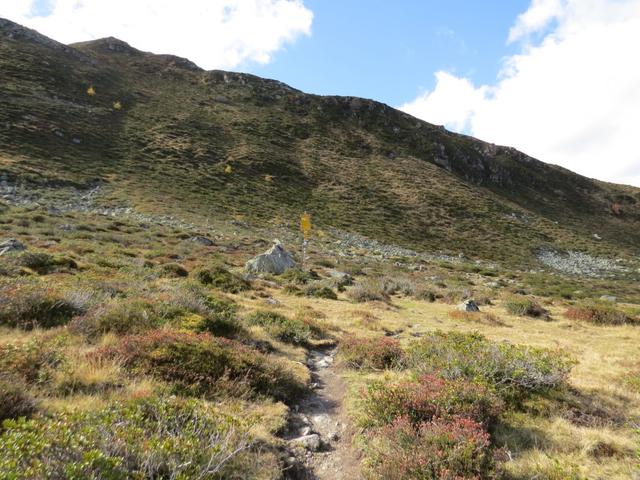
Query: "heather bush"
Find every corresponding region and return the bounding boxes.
[195,265,250,293]
[0,335,66,384]
[365,416,496,480]
[340,336,404,370]
[302,282,338,300]
[504,296,550,319]
[71,299,163,338]
[564,301,635,326]
[347,279,390,303]
[16,251,77,274]
[359,374,503,429]
[0,282,83,329]
[94,330,305,401]
[0,375,37,423]
[281,268,319,285]
[0,397,272,479]
[158,262,188,277]
[247,310,326,345]
[406,331,574,401]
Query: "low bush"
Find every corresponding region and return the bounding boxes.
[93,330,305,401]
[359,374,503,429]
[247,310,326,345]
[381,276,416,297]
[16,251,77,274]
[365,416,496,480]
[0,397,273,479]
[195,265,250,293]
[71,299,163,338]
[406,331,574,401]
[504,296,550,319]
[0,375,37,423]
[303,283,338,300]
[158,262,188,278]
[564,301,634,326]
[0,282,84,329]
[414,288,437,302]
[281,268,319,285]
[0,335,66,384]
[340,336,404,370]
[347,279,390,303]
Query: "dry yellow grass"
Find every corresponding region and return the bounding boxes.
[253,290,640,479]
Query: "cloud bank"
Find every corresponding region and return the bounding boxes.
[1,0,313,70]
[400,0,640,187]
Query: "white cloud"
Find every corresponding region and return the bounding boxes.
[400,72,487,132]
[1,0,313,70]
[400,0,640,187]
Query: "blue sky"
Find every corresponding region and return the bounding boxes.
[251,0,529,106]
[3,0,640,186]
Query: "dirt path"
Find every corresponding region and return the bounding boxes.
[283,348,363,480]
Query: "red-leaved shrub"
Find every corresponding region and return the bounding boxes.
[367,416,496,480]
[359,374,503,429]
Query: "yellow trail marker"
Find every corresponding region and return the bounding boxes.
[87,86,96,96]
[300,212,312,240]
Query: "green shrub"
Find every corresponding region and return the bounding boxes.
[0,375,37,423]
[71,299,163,338]
[0,282,82,329]
[0,335,66,384]
[359,374,503,429]
[303,283,338,300]
[340,336,404,370]
[158,262,188,278]
[365,416,496,480]
[406,331,574,401]
[565,301,635,326]
[0,397,273,479]
[247,310,326,345]
[16,251,77,274]
[281,268,318,285]
[195,265,250,293]
[504,296,550,319]
[93,330,305,401]
[414,288,436,302]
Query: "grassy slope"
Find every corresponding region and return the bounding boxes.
[1,18,640,267]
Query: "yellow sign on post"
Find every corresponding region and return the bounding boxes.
[300,212,312,240]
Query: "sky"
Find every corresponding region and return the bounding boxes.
[2,0,639,187]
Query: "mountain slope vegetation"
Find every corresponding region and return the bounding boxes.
[1,17,639,266]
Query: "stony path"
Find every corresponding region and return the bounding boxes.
[284,348,363,480]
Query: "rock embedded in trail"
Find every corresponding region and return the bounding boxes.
[458,299,480,312]
[290,434,321,451]
[245,240,296,275]
[0,238,26,255]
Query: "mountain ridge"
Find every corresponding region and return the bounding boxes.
[1,17,639,265]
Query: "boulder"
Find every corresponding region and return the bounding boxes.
[458,299,480,312]
[245,241,296,275]
[189,235,214,246]
[0,238,26,255]
[600,295,617,303]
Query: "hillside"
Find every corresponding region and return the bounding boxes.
[1,17,640,267]
[2,18,640,480]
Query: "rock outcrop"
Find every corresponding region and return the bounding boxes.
[245,241,296,275]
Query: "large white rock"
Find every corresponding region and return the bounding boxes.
[245,241,296,275]
[458,299,480,312]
